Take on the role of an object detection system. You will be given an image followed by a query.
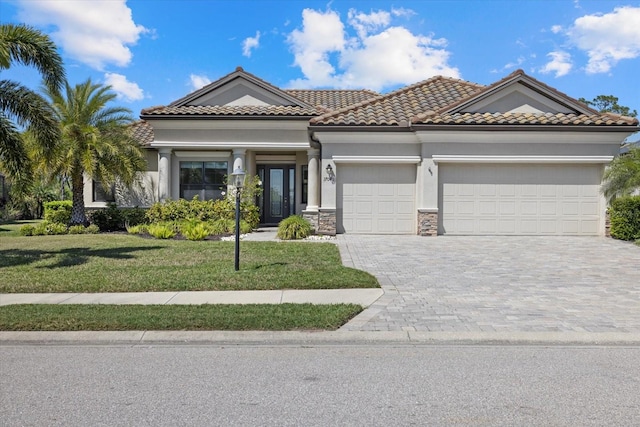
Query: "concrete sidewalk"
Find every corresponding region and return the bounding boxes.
[0,288,383,306]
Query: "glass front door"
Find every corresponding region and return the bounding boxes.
[258,165,295,224]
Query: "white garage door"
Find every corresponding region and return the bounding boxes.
[440,164,603,235]
[338,164,416,234]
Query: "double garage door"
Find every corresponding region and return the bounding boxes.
[440,163,604,235]
[338,162,604,236]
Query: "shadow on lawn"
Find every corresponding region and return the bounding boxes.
[0,245,163,269]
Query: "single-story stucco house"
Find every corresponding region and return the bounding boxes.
[85,67,639,236]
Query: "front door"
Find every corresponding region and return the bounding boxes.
[258,165,295,224]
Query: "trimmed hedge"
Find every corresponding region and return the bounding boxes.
[609,195,640,241]
[89,203,148,231]
[146,197,259,230]
[43,201,72,224]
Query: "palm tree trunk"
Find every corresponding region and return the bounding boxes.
[70,171,87,226]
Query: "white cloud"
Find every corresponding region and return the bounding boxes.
[242,31,261,57]
[287,9,346,87]
[286,7,459,90]
[540,51,573,77]
[348,9,391,38]
[104,73,144,102]
[550,25,563,34]
[391,7,417,18]
[189,74,211,90]
[16,0,148,70]
[567,6,640,74]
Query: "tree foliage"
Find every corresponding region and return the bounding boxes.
[0,23,64,191]
[578,95,637,118]
[39,79,147,225]
[602,147,640,203]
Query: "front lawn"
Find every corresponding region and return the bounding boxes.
[0,233,378,293]
[0,304,362,331]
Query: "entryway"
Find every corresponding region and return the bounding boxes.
[257,164,295,225]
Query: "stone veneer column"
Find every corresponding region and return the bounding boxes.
[418,209,438,236]
[158,148,172,201]
[317,208,337,235]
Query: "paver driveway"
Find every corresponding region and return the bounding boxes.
[337,236,640,332]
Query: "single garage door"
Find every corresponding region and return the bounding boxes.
[338,164,416,234]
[440,163,603,235]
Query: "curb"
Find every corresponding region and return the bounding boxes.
[2,330,640,346]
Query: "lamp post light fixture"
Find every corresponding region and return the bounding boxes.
[231,167,246,271]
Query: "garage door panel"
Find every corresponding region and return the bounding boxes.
[339,164,416,234]
[540,202,558,215]
[441,164,602,236]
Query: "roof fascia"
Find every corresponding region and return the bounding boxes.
[308,124,412,132]
[169,69,313,108]
[441,71,596,116]
[411,123,638,133]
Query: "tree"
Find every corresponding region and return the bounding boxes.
[41,79,147,225]
[601,146,640,203]
[578,95,638,118]
[0,23,64,190]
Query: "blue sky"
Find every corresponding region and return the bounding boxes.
[2,0,640,121]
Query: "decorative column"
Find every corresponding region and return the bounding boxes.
[306,149,319,210]
[302,149,320,231]
[158,148,172,201]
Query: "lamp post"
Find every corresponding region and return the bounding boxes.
[231,167,246,271]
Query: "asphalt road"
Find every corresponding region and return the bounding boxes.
[1,344,639,426]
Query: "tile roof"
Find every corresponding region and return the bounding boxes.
[141,105,318,117]
[285,89,379,111]
[130,120,154,145]
[413,112,640,126]
[310,76,484,126]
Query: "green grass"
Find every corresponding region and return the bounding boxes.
[0,220,40,237]
[0,233,378,293]
[0,304,363,331]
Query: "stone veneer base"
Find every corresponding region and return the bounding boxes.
[318,209,337,235]
[418,209,438,237]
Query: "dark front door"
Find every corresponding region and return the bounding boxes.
[258,165,295,224]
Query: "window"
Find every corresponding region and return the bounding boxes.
[301,165,308,204]
[93,180,115,202]
[180,161,228,200]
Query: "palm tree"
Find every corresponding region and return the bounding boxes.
[41,79,147,225]
[601,146,640,203]
[0,23,64,190]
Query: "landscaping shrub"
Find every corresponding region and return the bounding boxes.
[277,215,312,240]
[19,224,35,236]
[85,224,100,234]
[43,201,72,224]
[609,195,640,241]
[122,207,148,227]
[68,225,86,234]
[146,197,259,230]
[90,203,124,231]
[147,223,176,239]
[181,220,213,241]
[31,221,68,236]
[210,218,234,235]
[212,197,260,230]
[126,224,148,235]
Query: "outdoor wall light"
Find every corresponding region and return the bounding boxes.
[324,164,336,184]
[231,167,246,271]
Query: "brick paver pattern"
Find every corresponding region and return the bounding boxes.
[337,236,640,333]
